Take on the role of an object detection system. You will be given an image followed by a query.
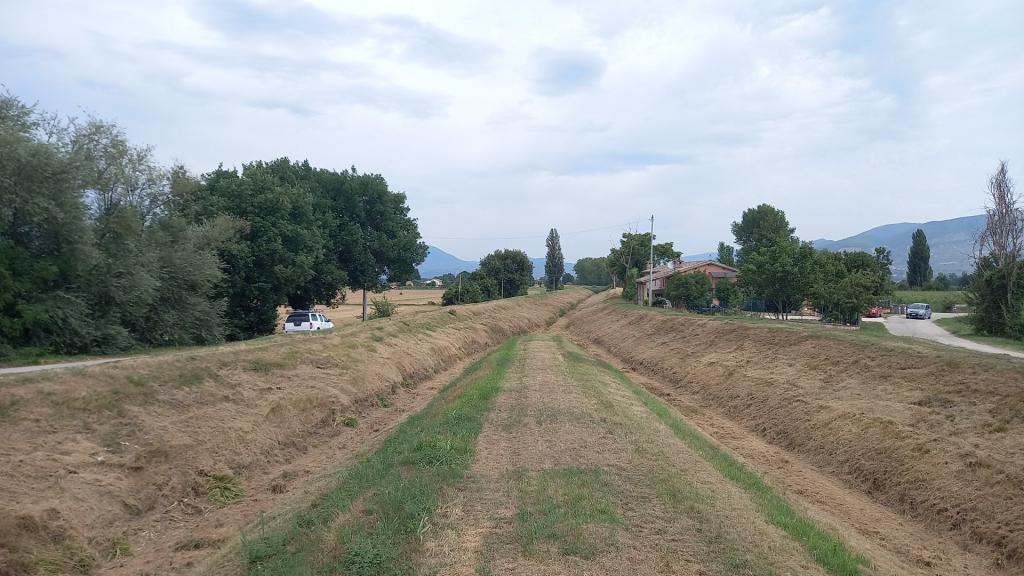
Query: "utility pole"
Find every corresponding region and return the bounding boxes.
[648,214,655,306]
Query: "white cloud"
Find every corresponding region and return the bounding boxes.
[2,0,1022,260]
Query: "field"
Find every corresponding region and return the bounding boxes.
[893,289,968,312]
[1,287,1021,576]
[275,288,447,330]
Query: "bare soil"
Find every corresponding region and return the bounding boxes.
[562,290,1024,572]
[0,288,588,576]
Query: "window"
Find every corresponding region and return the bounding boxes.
[287,313,311,324]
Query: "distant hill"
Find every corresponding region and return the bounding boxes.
[418,245,575,279]
[812,215,984,278]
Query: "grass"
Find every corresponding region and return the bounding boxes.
[241,338,519,576]
[557,341,870,576]
[512,467,622,559]
[208,472,245,506]
[893,290,967,312]
[935,316,1024,352]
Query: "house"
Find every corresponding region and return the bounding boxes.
[634,259,738,305]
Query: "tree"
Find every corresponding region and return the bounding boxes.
[873,247,893,296]
[666,273,713,309]
[714,280,739,308]
[969,161,1024,338]
[478,249,533,298]
[607,232,680,292]
[738,239,816,319]
[810,251,877,324]
[731,204,795,263]
[544,228,565,290]
[717,242,736,267]
[573,256,612,286]
[906,228,933,288]
[561,272,575,285]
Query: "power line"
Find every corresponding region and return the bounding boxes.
[422,218,647,241]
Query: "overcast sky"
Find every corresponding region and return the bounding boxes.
[3,1,1022,261]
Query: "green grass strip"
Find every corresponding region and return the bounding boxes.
[242,338,519,576]
[560,345,871,576]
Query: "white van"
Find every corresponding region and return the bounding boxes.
[283,310,335,333]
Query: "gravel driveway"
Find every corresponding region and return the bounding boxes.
[884,313,1024,359]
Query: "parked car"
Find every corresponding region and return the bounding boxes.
[283,310,335,333]
[864,306,884,318]
[905,303,932,320]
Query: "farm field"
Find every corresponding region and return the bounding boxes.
[275,288,447,331]
[892,290,968,312]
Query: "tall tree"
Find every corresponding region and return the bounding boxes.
[544,228,565,290]
[873,247,893,295]
[969,161,1024,337]
[738,238,816,319]
[573,256,612,286]
[717,241,736,266]
[731,204,795,263]
[478,249,533,298]
[906,228,933,288]
[607,232,680,289]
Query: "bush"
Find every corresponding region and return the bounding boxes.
[369,295,396,319]
[714,280,739,308]
[666,273,713,310]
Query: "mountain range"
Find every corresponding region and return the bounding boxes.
[812,214,984,277]
[418,246,575,279]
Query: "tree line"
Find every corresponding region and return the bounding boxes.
[0,92,425,358]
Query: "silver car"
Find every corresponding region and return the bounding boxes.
[906,303,932,320]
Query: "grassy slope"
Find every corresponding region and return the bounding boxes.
[558,339,869,576]
[935,316,1024,352]
[243,339,519,576]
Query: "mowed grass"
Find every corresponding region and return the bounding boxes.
[241,338,519,576]
[558,342,870,576]
[512,467,622,559]
[935,316,1024,352]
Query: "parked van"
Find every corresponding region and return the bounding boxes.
[283,310,335,333]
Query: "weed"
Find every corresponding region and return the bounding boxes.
[249,360,276,374]
[241,339,518,576]
[370,295,397,319]
[400,379,416,390]
[207,472,245,506]
[35,543,95,575]
[513,467,622,559]
[107,536,132,561]
[377,396,393,408]
[341,415,359,428]
[448,309,457,316]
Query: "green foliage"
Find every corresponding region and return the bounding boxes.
[561,272,574,285]
[573,256,612,286]
[0,91,228,355]
[967,258,1024,337]
[717,241,736,266]
[893,290,967,313]
[621,269,638,302]
[479,249,534,298]
[544,228,565,290]
[369,295,396,319]
[731,204,795,263]
[906,228,933,288]
[666,273,713,309]
[738,238,816,318]
[714,280,739,308]
[607,232,679,286]
[810,252,875,324]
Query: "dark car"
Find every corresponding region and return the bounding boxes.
[906,303,932,320]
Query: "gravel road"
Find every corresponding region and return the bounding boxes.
[884,313,1024,359]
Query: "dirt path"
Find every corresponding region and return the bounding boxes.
[421,335,834,575]
[883,314,1024,359]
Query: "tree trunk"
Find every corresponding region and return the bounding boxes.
[362,287,369,321]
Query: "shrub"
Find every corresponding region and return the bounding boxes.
[369,295,396,319]
[666,273,713,309]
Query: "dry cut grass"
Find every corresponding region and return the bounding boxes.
[0,288,588,576]
[565,294,1024,569]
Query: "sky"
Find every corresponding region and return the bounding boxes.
[3,0,1023,261]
